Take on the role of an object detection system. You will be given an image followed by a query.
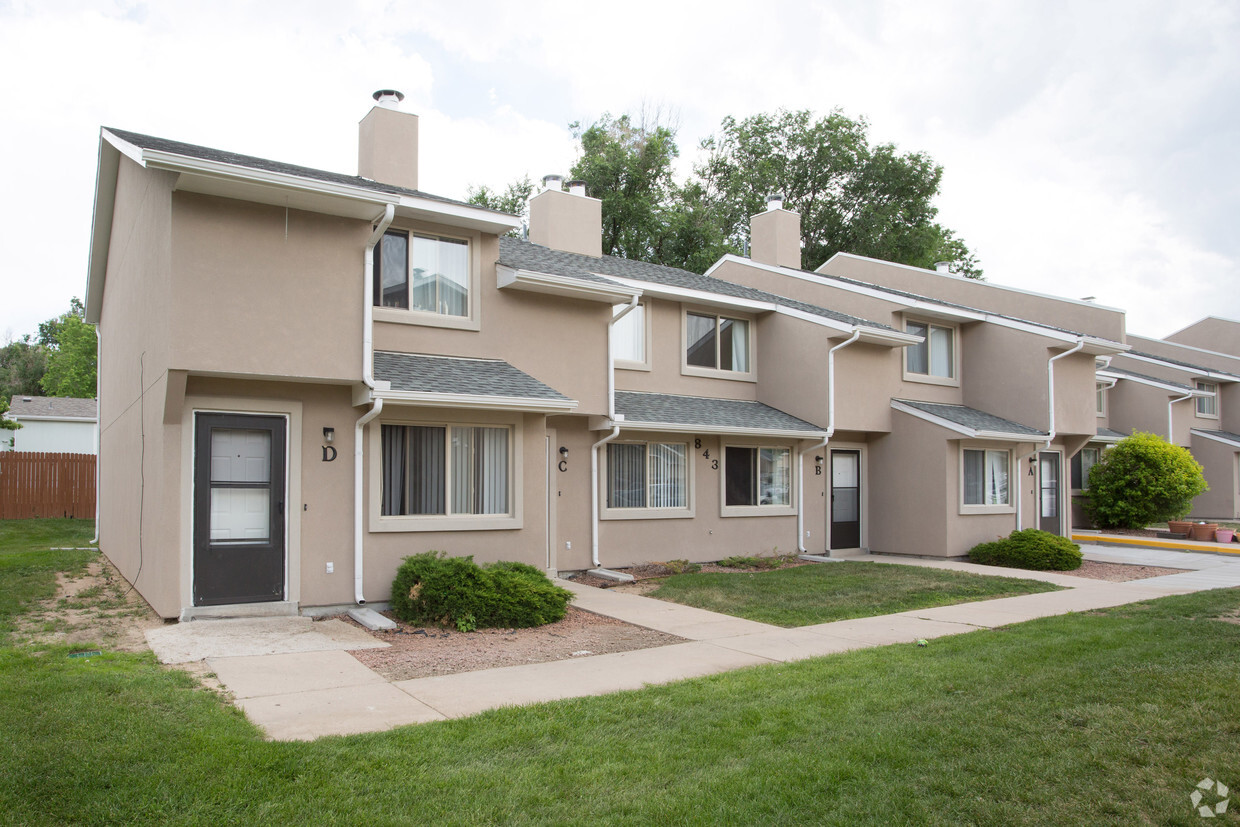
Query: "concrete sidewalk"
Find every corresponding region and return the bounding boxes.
[150,546,1240,741]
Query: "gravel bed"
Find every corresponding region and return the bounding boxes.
[346,606,684,681]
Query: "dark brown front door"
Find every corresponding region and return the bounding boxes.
[193,413,286,606]
[830,450,861,550]
[1039,451,1061,535]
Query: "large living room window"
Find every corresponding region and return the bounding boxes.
[962,448,1010,507]
[380,424,509,516]
[374,231,470,317]
[685,312,750,374]
[724,446,791,508]
[607,442,688,509]
[905,320,956,382]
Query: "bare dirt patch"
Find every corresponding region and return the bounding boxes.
[1069,560,1186,581]
[15,557,166,654]
[346,606,684,681]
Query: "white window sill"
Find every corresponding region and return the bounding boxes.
[370,514,522,532]
[374,306,480,331]
[958,504,1015,516]
[903,371,959,388]
[721,505,796,518]
[601,508,694,521]
[681,364,756,382]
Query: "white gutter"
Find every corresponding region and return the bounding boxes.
[1167,392,1194,443]
[798,329,862,553]
[92,326,101,544]
[353,205,396,605]
[589,297,640,575]
[1017,339,1085,532]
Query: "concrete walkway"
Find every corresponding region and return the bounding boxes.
[147,544,1240,741]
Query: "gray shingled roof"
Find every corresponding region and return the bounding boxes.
[615,391,825,433]
[5,396,97,420]
[1103,366,1195,391]
[1097,427,1127,440]
[105,128,509,215]
[1191,429,1240,446]
[498,238,892,331]
[895,399,1046,437]
[374,352,570,401]
[1127,350,1240,381]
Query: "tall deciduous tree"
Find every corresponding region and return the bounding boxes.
[697,109,982,278]
[40,298,97,399]
[0,335,47,401]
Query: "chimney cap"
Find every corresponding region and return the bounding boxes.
[566,179,587,196]
[372,89,405,106]
[766,192,785,211]
[934,261,953,274]
[541,174,564,191]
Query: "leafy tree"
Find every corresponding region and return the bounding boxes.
[0,395,19,434]
[0,334,47,400]
[696,109,982,277]
[40,298,97,399]
[1083,432,1208,528]
[466,175,534,237]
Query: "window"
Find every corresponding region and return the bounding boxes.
[374,231,469,317]
[612,303,646,365]
[607,442,688,509]
[725,446,791,507]
[1196,381,1218,417]
[1071,446,1101,490]
[380,424,509,516]
[905,320,955,380]
[963,448,1010,506]
[686,312,750,373]
[1096,383,1107,416]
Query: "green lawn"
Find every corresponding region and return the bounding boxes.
[645,561,1061,627]
[2,521,1238,825]
[0,519,95,643]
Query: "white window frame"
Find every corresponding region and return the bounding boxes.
[903,317,959,387]
[720,442,796,518]
[1073,445,1102,492]
[1196,381,1219,418]
[373,225,482,332]
[681,308,756,382]
[601,439,694,520]
[1096,383,1107,417]
[612,301,651,371]
[368,411,522,532]
[959,445,1014,515]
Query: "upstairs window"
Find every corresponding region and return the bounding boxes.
[1096,383,1107,416]
[905,320,955,380]
[1196,381,1218,417]
[374,231,469,317]
[686,312,750,373]
[612,303,646,365]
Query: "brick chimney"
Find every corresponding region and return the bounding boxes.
[358,90,418,190]
[750,193,802,269]
[528,175,602,258]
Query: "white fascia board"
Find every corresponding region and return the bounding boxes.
[1093,432,1125,444]
[496,265,641,304]
[8,415,98,424]
[600,275,776,314]
[1096,370,1202,395]
[374,390,578,413]
[1190,429,1240,448]
[395,194,522,234]
[855,327,923,347]
[891,400,1045,442]
[1119,352,1240,383]
[595,418,829,441]
[821,252,1126,314]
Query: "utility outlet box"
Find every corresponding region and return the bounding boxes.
[326,562,334,574]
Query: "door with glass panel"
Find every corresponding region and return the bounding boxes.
[830,450,861,550]
[1038,451,1062,535]
[193,413,286,605]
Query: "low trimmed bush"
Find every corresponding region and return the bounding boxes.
[967,529,1083,571]
[390,552,572,629]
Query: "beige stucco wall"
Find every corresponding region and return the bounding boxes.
[1106,379,1195,446]
[867,413,949,556]
[528,188,602,258]
[1165,318,1240,356]
[1127,334,1240,375]
[170,192,366,382]
[1188,434,1237,519]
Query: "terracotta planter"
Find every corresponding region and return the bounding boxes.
[1167,520,1193,536]
[1190,522,1219,542]
[1215,528,1235,544]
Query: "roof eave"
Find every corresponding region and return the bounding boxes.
[373,389,578,413]
[596,418,828,440]
[496,265,641,304]
[891,400,1045,442]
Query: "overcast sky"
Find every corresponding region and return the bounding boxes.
[2,0,1236,342]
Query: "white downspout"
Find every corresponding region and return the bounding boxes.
[590,296,640,572]
[798,329,861,553]
[92,326,101,544]
[1168,392,1193,443]
[354,205,396,605]
[1017,339,1085,532]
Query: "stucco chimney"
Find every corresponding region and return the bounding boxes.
[750,194,801,269]
[358,89,418,190]
[528,175,602,257]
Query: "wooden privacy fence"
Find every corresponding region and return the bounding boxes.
[0,452,96,519]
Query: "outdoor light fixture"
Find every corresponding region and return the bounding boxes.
[815,455,824,464]
[560,446,569,458]
[323,427,335,445]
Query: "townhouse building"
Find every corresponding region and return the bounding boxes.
[86,94,1120,620]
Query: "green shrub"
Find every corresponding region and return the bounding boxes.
[389,552,572,629]
[967,529,1083,571]
[1084,431,1208,528]
[661,559,701,574]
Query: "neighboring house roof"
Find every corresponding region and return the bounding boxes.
[614,391,826,437]
[1122,350,1240,382]
[892,399,1047,440]
[5,396,98,421]
[1099,366,1197,393]
[1190,429,1240,448]
[498,238,896,333]
[1096,427,1127,442]
[105,128,499,215]
[373,352,574,411]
